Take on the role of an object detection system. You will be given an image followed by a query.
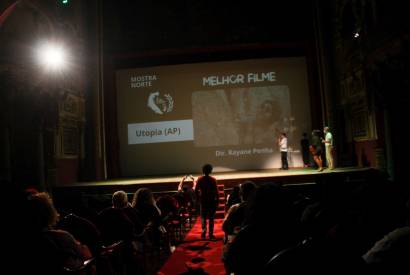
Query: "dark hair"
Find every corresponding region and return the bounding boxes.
[132,188,153,208]
[244,183,294,227]
[26,192,59,230]
[202,163,213,175]
[240,181,256,202]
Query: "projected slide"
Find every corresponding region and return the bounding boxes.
[192,86,290,147]
[116,57,311,176]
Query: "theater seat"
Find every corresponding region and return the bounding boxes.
[63,258,96,274]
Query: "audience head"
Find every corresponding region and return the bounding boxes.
[202,163,213,175]
[244,183,295,227]
[112,190,129,208]
[239,181,256,202]
[156,195,178,216]
[132,187,154,208]
[301,202,336,238]
[26,192,59,231]
[232,185,240,194]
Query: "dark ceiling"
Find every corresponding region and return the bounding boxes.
[101,0,315,53]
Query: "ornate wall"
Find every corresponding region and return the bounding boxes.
[318,0,410,180]
[0,1,88,189]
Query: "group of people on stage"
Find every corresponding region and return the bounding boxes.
[278,126,335,171]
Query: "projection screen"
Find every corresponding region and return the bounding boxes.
[116,57,311,176]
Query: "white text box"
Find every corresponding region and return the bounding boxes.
[128,120,194,144]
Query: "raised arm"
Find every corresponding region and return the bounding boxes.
[178,176,186,192]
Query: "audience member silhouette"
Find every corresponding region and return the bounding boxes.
[58,212,102,257]
[225,185,241,212]
[156,194,179,221]
[223,181,256,237]
[362,194,410,271]
[222,181,256,274]
[131,188,163,246]
[23,192,92,275]
[176,175,196,212]
[98,191,129,242]
[223,183,300,275]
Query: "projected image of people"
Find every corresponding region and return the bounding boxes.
[254,99,282,144]
[192,86,291,147]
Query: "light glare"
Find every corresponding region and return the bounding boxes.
[37,43,66,70]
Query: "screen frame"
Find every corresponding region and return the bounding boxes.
[103,44,323,178]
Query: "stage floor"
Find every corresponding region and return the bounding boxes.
[67,166,371,191]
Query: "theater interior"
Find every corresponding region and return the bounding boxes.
[1,1,410,274]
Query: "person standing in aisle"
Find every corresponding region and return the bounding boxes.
[195,164,219,240]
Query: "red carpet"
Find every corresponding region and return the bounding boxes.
[158,218,225,275]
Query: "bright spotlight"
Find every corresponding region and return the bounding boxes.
[37,42,67,71]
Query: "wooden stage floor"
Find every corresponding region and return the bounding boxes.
[60,167,373,194]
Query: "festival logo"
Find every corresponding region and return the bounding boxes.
[147,91,174,115]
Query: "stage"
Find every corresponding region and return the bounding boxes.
[55,166,373,195]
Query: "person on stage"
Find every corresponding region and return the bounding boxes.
[278,132,289,170]
[323,126,335,170]
[300,132,310,167]
[311,130,324,172]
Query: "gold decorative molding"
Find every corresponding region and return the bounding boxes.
[340,69,377,141]
[57,90,85,158]
[59,91,85,122]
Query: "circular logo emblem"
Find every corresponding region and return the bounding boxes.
[147,91,174,115]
